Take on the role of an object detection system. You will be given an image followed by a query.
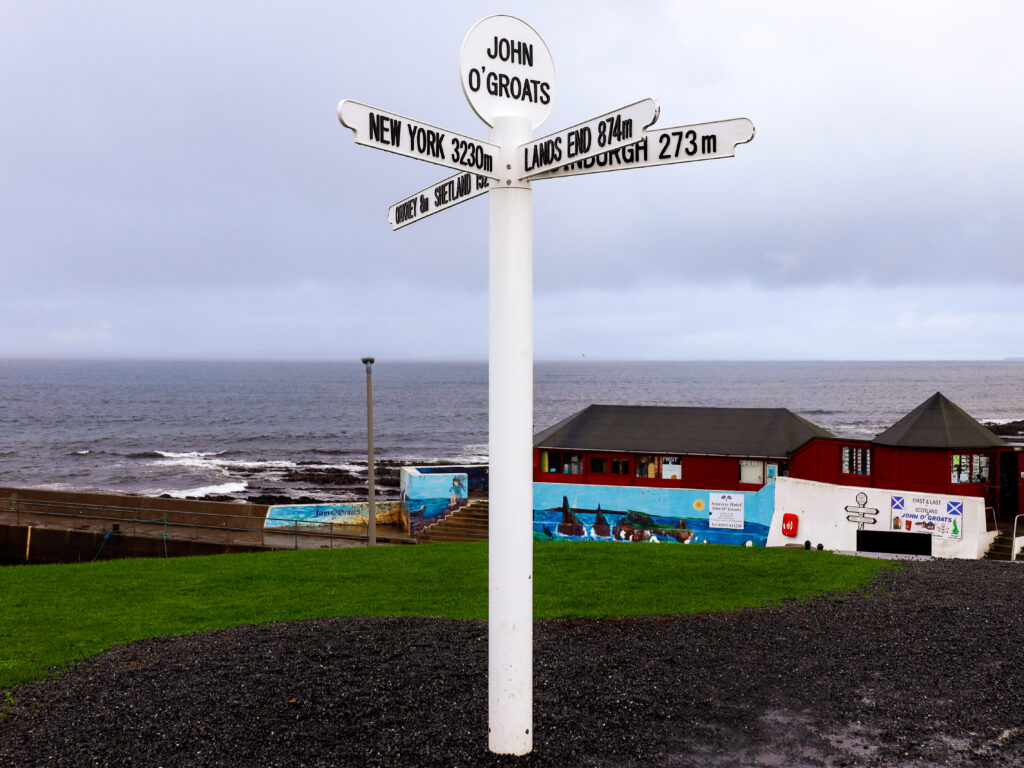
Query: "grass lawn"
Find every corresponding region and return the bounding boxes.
[0,542,895,690]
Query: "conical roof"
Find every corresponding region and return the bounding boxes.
[872,392,1005,449]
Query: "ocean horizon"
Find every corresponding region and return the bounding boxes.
[2,359,1021,503]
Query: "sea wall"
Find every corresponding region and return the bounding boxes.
[533,481,776,545]
[0,523,264,565]
[0,486,271,564]
[766,476,996,558]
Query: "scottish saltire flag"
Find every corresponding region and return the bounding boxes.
[947,501,963,516]
[891,496,904,511]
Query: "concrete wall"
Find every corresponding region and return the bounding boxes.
[766,476,996,559]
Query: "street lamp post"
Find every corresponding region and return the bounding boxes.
[362,356,376,546]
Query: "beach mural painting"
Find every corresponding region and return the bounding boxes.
[265,501,404,529]
[400,468,469,534]
[533,482,776,545]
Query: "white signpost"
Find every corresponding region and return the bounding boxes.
[337,14,754,756]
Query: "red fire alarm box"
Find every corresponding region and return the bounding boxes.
[782,513,799,537]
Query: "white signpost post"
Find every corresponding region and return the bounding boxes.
[337,14,754,756]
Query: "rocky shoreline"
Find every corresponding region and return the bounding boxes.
[158,459,461,505]
[985,419,1024,439]
[3,558,1024,767]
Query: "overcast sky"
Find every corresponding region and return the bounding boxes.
[2,1,1022,361]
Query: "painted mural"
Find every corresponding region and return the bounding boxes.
[265,501,403,529]
[400,468,469,534]
[533,482,775,546]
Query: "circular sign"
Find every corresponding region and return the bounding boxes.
[459,15,556,130]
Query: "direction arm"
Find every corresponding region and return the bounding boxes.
[532,118,755,180]
[517,98,660,180]
[387,170,493,231]
[338,100,503,180]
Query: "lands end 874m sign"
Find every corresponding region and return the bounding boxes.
[459,15,556,129]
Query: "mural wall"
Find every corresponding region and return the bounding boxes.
[265,501,404,530]
[533,482,776,545]
[400,468,469,534]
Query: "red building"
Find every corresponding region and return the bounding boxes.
[533,404,834,492]
[534,394,1024,518]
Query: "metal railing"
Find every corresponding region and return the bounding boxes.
[0,496,410,554]
[1012,514,1024,562]
[987,506,998,533]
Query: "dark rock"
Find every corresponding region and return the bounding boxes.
[986,419,1024,437]
[281,466,362,486]
[245,494,328,506]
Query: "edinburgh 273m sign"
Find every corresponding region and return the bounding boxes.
[336,14,754,757]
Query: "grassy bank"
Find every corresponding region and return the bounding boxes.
[0,543,894,689]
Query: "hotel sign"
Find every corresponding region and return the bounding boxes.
[709,492,745,530]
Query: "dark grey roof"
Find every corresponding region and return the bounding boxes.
[872,392,1006,449]
[534,404,835,458]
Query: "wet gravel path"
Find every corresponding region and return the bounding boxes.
[3,558,1024,767]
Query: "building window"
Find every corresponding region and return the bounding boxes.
[611,459,630,475]
[951,454,990,483]
[541,451,582,475]
[841,446,871,475]
[662,456,681,479]
[636,455,682,480]
[739,459,764,484]
[589,457,608,474]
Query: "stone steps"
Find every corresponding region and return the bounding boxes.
[417,500,489,543]
[983,526,1021,561]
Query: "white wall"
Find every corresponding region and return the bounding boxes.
[766,477,997,559]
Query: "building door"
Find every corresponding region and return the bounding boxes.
[999,451,1020,519]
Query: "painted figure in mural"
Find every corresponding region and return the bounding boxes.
[450,476,466,507]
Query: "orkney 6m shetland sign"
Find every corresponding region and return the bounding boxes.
[388,171,492,230]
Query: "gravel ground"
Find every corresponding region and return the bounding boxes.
[3,558,1024,767]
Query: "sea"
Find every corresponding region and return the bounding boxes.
[1,360,1021,503]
